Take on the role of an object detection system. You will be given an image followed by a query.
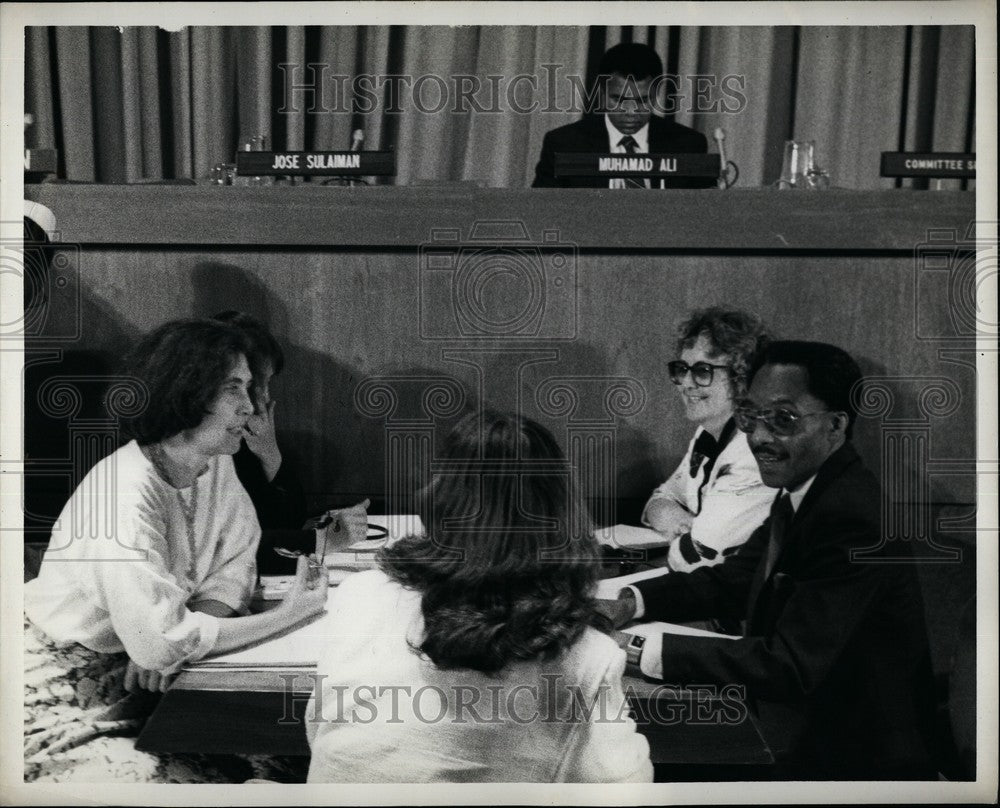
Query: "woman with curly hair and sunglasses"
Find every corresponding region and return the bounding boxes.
[24,318,328,783]
[640,306,774,573]
[306,410,652,783]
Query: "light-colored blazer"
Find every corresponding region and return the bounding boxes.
[306,570,653,783]
[642,428,773,572]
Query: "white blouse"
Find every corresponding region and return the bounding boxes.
[25,440,260,675]
[306,570,653,783]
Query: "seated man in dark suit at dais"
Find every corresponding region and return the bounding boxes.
[532,42,712,189]
[601,341,938,780]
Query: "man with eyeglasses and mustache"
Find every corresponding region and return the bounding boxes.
[601,341,937,780]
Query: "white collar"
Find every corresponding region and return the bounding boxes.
[606,117,650,152]
[782,474,818,512]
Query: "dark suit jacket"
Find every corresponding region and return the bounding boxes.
[532,114,713,188]
[233,445,312,575]
[634,444,937,779]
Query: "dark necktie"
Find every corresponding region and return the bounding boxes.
[618,135,646,189]
[689,429,719,478]
[763,493,794,579]
[688,419,736,513]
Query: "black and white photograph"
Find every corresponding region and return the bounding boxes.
[1,1,996,803]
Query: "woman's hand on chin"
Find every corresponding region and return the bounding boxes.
[243,400,283,480]
[124,659,174,694]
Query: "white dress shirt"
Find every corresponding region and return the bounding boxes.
[25,440,259,674]
[605,117,650,189]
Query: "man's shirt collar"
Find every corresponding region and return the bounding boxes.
[782,474,818,512]
[606,117,650,152]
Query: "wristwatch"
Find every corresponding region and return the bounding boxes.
[625,633,646,669]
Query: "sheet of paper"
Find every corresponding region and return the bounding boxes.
[198,604,737,672]
[596,523,670,550]
[368,513,424,541]
[595,567,670,599]
[346,538,387,552]
[260,513,422,598]
[630,621,739,641]
[194,608,341,668]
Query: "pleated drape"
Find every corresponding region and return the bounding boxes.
[23,24,975,189]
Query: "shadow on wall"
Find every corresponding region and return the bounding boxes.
[23,253,138,539]
[190,261,476,513]
[186,263,668,525]
[509,338,660,527]
[192,261,353,511]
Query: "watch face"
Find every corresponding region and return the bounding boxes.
[628,634,646,651]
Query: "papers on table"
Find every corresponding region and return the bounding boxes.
[200,595,738,674]
[346,538,387,552]
[370,513,424,541]
[594,567,671,599]
[629,621,739,641]
[260,566,361,599]
[596,524,670,550]
[259,513,423,599]
[194,610,339,669]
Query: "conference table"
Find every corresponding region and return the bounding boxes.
[134,517,776,781]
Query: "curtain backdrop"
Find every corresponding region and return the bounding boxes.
[25,25,975,189]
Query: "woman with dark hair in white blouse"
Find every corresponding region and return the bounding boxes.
[24,318,328,783]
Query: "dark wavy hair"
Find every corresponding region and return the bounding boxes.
[676,306,772,397]
[378,410,610,675]
[120,318,250,444]
[211,311,284,408]
[748,340,863,440]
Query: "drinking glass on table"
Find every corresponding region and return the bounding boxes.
[777,140,830,189]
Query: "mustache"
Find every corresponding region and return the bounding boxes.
[752,447,786,460]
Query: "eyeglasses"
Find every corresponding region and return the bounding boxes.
[668,360,730,388]
[734,406,832,437]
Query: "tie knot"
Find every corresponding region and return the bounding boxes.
[773,493,794,520]
[689,430,719,477]
[618,135,638,152]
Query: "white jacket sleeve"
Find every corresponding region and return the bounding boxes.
[558,651,654,783]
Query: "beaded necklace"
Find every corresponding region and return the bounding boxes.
[148,443,201,583]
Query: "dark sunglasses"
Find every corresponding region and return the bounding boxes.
[734,406,832,437]
[668,360,731,388]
